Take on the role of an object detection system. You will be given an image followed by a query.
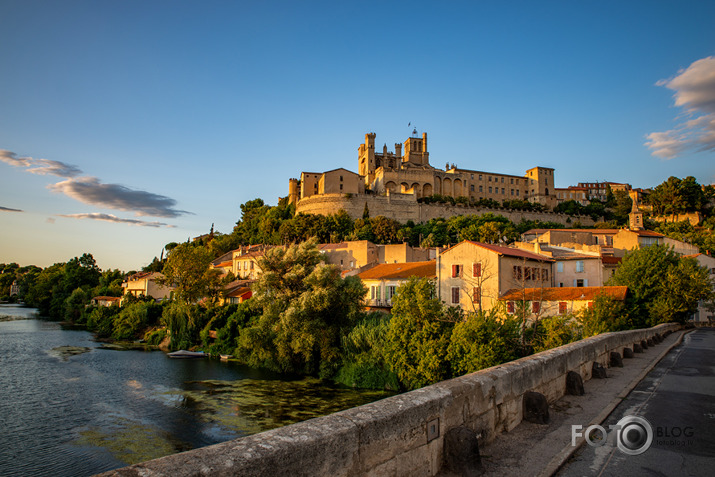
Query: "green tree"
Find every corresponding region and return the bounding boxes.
[577,293,629,336]
[608,244,713,325]
[159,243,215,303]
[335,313,400,390]
[382,277,454,389]
[237,239,366,376]
[371,216,401,244]
[447,311,521,375]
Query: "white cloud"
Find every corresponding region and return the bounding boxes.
[59,213,176,228]
[0,149,82,177]
[646,56,715,159]
[49,177,191,218]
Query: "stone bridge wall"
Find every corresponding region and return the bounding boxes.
[101,323,678,477]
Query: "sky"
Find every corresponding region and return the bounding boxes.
[1,0,714,272]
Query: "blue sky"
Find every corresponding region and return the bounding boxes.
[1,0,714,271]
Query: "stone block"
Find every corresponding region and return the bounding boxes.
[592,362,607,379]
[500,358,542,398]
[523,391,549,424]
[610,351,623,368]
[539,349,568,383]
[566,371,584,395]
[647,338,654,347]
[441,426,482,477]
[634,343,643,353]
[623,347,634,359]
[641,339,649,350]
[481,366,513,406]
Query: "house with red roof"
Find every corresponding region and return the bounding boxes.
[499,286,628,319]
[356,261,436,310]
[438,241,554,312]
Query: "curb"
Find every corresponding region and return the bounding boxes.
[537,329,690,477]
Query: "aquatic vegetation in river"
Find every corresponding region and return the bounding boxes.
[48,346,91,360]
[75,418,183,464]
[165,377,393,435]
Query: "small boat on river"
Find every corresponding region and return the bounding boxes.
[167,350,207,359]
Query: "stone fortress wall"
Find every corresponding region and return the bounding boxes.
[296,192,596,226]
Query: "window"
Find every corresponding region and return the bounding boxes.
[479,174,482,180]
[525,267,532,280]
[471,174,474,179]
[511,178,514,184]
[473,263,482,277]
[451,264,463,278]
[371,286,381,300]
[340,175,343,181]
[340,184,343,190]
[489,176,492,182]
[557,262,564,273]
[516,190,519,196]
[576,261,585,273]
[512,265,522,280]
[507,301,515,313]
[542,268,549,281]
[387,285,396,301]
[501,188,505,194]
[532,301,541,314]
[575,279,585,287]
[479,185,483,192]
[489,187,493,193]
[451,287,460,304]
[559,302,567,314]
[511,189,514,196]
[471,184,475,192]
[501,177,504,183]
[472,287,481,305]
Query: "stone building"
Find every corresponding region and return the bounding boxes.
[288,130,559,215]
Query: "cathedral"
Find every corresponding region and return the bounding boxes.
[288,130,557,214]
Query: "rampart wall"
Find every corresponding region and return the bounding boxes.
[101,323,678,477]
[295,193,595,226]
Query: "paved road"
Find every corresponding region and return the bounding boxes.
[558,328,715,476]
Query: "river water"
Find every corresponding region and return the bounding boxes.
[0,304,393,476]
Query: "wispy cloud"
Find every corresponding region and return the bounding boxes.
[48,177,191,218]
[1,149,190,219]
[645,56,715,159]
[0,206,24,212]
[59,213,176,228]
[0,149,82,177]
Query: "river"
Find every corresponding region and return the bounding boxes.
[0,304,393,476]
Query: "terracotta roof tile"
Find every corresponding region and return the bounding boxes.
[601,256,622,265]
[499,286,628,302]
[444,241,554,262]
[357,261,436,280]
